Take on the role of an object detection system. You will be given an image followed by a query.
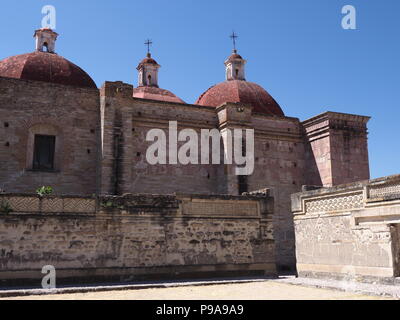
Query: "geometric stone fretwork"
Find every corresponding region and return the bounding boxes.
[368,181,400,201]
[182,200,259,217]
[3,196,40,212]
[63,198,96,213]
[0,196,97,213]
[42,197,63,213]
[304,192,364,214]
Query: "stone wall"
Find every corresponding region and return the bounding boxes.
[302,112,370,187]
[99,81,308,271]
[292,175,400,282]
[0,76,100,196]
[0,192,275,285]
[0,77,372,276]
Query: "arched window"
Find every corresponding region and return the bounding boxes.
[147,74,152,85]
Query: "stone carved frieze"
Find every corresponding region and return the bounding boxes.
[304,192,364,214]
[368,180,400,201]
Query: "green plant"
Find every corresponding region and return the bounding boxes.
[0,199,13,214]
[36,186,53,197]
[100,200,123,210]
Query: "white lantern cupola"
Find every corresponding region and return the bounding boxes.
[137,40,161,87]
[34,28,58,53]
[137,53,160,87]
[225,49,247,81]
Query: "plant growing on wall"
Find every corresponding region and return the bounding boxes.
[0,199,13,214]
[100,200,124,210]
[36,186,53,197]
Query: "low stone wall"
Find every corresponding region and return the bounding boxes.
[0,192,275,286]
[292,175,400,282]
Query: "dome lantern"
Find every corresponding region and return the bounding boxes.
[34,28,58,53]
[225,32,246,81]
[133,40,185,103]
[137,53,160,87]
[137,39,160,87]
[225,50,247,81]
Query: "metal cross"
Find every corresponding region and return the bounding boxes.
[144,39,153,54]
[230,31,238,51]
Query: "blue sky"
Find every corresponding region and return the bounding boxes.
[0,0,399,179]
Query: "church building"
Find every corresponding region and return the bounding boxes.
[0,28,371,271]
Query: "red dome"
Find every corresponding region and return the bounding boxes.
[0,51,97,89]
[196,80,284,116]
[133,86,185,104]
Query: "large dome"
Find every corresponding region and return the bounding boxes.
[0,51,97,89]
[196,80,284,116]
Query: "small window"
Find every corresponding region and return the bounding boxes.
[33,135,56,171]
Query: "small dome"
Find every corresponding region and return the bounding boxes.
[133,86,185,104]
[196,80,284,116]
[0,51,97,89]
[138,53,159,68]
[226,50,244,62]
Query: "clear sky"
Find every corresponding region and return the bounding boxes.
[0,0,399,179]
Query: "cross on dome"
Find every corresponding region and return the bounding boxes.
[144,39,153,55]
[230,31,238,52]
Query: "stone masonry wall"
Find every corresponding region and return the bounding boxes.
[99,82,307,272]
[0,193,275,285]
[250,115,307,270]
[302,112,370,187]
[0,77,100,195]
[0,78,371,278]
[292,175,400,281]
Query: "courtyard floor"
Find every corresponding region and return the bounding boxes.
[0,279,395,300]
